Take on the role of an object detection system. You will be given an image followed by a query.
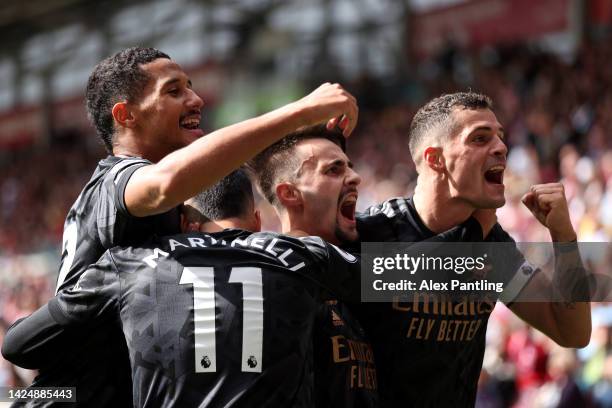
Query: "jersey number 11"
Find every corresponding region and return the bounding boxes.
[180,267,263,374]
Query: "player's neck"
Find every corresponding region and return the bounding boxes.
[200,219,252,233]
[413,181,473,234]
[113,134,167,163]
[280,212,323,242]
[280,214,296,237]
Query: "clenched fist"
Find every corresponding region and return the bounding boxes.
[295,83,359,137]
[521,183,577,242]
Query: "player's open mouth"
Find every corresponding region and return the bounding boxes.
[180,117,200,129]
[338,194,357,224]
[484,165,505,185]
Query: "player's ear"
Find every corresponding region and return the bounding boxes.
[423,147,445,172]
[276,182,301,208]
[112,102,136,129]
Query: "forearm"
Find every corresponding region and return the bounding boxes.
[552,240,591,305]
[1,305,70,369]
[160,103,304,204]
[128,102,309,216]
[510,300,590,348]
[549,302,591,347]
[549,241,591,347]
[508,242,591,347]
[126,82,358,216]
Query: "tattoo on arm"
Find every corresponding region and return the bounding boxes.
[553,242,590,303]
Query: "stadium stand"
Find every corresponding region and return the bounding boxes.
[1,1,611,405]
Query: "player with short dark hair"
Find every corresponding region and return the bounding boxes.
[250,124,358,245]
[252,124,344,207]
[355,91,590,407]
[59,46,357,293]
[250,127,378,408]
[407,92,493,167]
[18,45,357,407]
[181,168,258,226]
[85,47,171,153]
[2,169,364,407]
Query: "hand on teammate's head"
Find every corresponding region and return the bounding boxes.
[298,83,358,138]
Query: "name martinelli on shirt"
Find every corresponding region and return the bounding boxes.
[373,279,504,293]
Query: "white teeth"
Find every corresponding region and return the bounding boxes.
[181,118,200,128]
[488,165,505,172]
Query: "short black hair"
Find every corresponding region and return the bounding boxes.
[249,124,345,207]
[184,169,254,222]
[85,47,171,153]
[409,92,493,165]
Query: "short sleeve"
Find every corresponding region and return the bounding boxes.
[96,158,150,248]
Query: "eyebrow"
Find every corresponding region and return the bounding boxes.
[325,158,353,168]
[161,77,193,89]
[470,126,505,139]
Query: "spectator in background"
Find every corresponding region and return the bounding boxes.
[592,354,612,408]
[535,348,588,408]
[2,32,612,406]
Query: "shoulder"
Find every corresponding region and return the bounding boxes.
[107,238,166,267]
[358,197,412,219]
[295,236,358,264]
[101,156,152,183]
[357,197,417,242]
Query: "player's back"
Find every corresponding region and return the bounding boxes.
[113,229,337,407]
[25,156,180,407]
[57,156,180,291]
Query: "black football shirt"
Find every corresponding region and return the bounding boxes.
[355,197,534,407]
[6,230,371,407]
[15,156,179,407]
[314,298,378,408]
[56,155,180,292]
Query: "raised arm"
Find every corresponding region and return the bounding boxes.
[508,183,591,348]
[126,83,358,216]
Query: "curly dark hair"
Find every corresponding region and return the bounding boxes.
[85,47,170,153]
[409,92,493,166]
[249,124,345,208]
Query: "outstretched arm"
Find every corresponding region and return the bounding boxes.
[125,83,359,216]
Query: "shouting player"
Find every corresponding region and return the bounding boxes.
[355,92,591,407]
[19,47,356,406]
[250,125,378,407]
[3,169,364,407]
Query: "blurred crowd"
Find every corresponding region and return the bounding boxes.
[1,37,612,406]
